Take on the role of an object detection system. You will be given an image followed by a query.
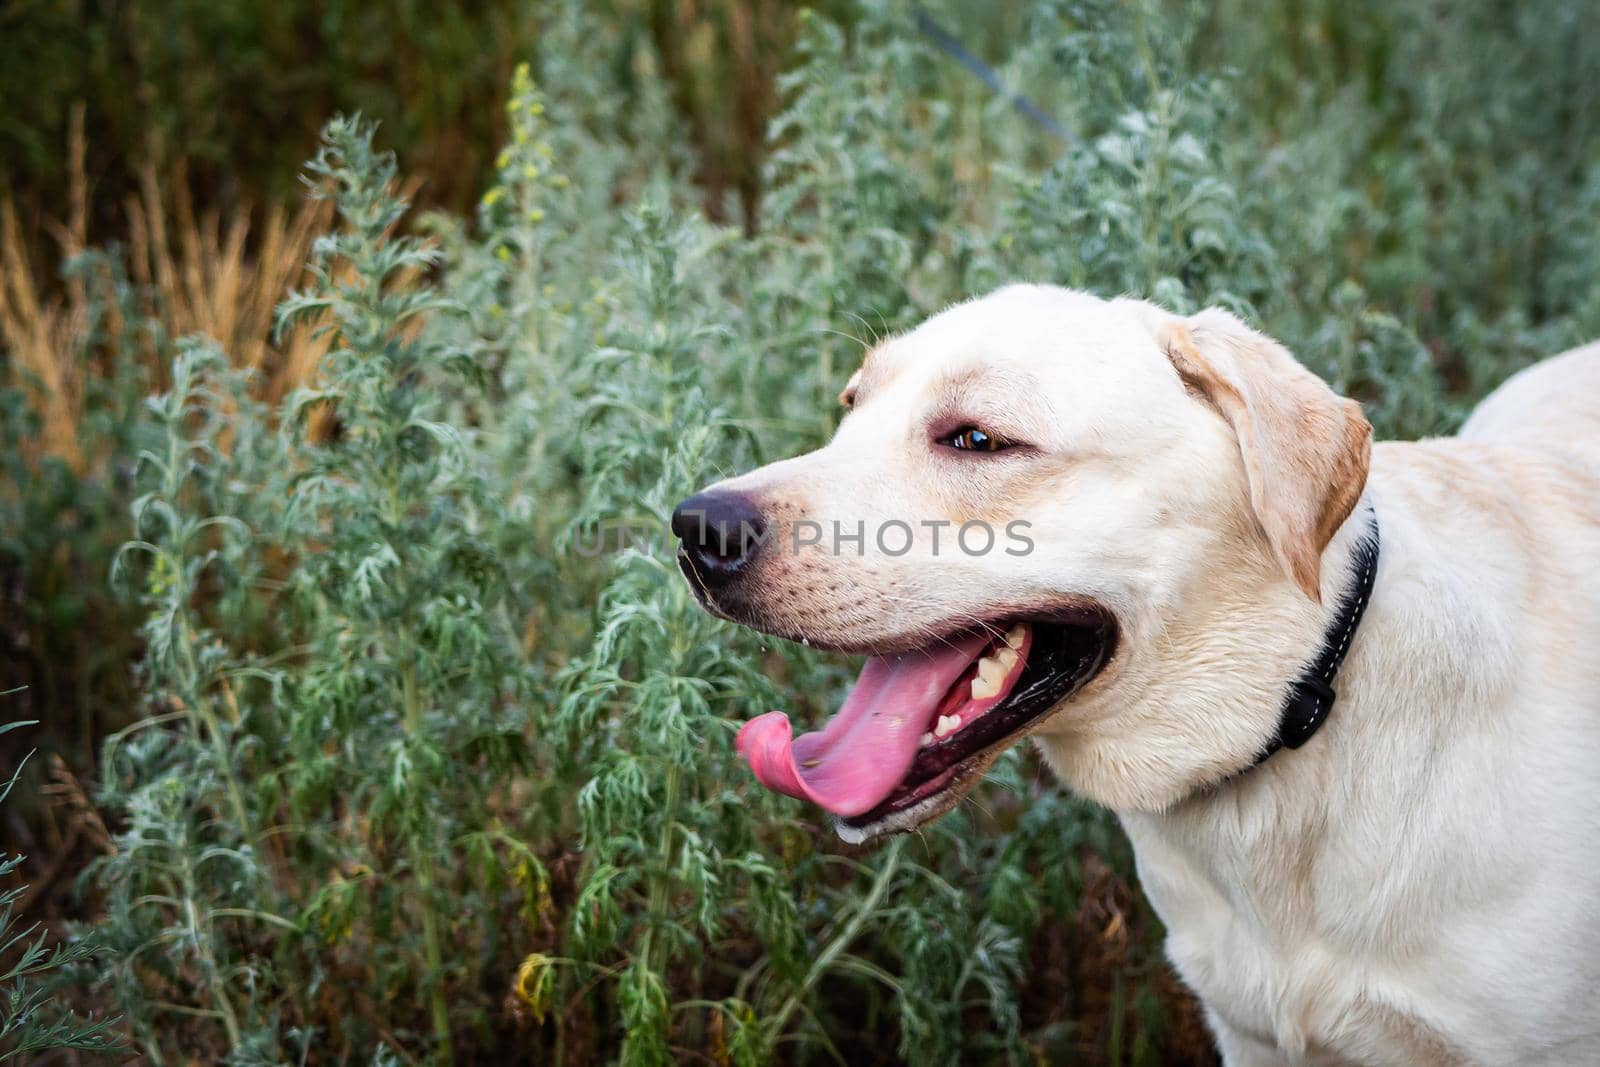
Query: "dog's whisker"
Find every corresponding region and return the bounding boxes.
[959,788,998,825]
[815,326,870,354]
[842,310,881,348]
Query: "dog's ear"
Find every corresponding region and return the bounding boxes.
[1155,307,1371,601]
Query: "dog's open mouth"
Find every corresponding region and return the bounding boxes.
[736,611,1116,842]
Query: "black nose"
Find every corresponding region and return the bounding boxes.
[671,491,767,581]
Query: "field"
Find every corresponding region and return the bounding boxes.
[3,0,1597,1063]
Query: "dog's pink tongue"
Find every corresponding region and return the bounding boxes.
[736,633,988,817]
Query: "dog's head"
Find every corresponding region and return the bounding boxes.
[673,285,1370,840]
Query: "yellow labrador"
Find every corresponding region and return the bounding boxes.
[672,285,1600,1066]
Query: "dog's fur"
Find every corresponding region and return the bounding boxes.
[694,285,1600,1065]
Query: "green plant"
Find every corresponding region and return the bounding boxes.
[0,714,122,1060]
[2,0,1596,1063]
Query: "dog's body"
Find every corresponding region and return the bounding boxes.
[674,287,1600,1065]
[1114,342,1600,1065]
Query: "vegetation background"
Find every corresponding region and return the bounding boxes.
[2,0,1597,1062]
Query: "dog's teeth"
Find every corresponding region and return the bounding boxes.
[972,650,1011,700]
[970,672,1001,700]
[919,732,934,747]
[1005,624,1025,650]
[934,714,961,738]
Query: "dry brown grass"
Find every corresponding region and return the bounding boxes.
[0,106,91,468]
[0,106,336,471]
[125,161,335,405]
[1,205,86,469]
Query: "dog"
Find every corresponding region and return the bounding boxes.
[671,284,1600,1066]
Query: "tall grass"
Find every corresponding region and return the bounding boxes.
[3,0,1598,1063]
[0,111,337,833]
[0,717,121,1059]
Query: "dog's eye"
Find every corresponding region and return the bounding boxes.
[940,426,1007,452]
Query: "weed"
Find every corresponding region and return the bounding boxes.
[2,1,1596,1063]
[0,716,122,1060]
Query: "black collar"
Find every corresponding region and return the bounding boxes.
[1249,510,1381,770]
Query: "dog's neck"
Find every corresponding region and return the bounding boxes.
[1237,507,1379,774]
[1033,498,1379,813]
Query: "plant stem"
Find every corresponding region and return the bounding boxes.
[769,837,905,1038]
[640,761,681,979]
[178,618,255,861]
[402,662,455,1065]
